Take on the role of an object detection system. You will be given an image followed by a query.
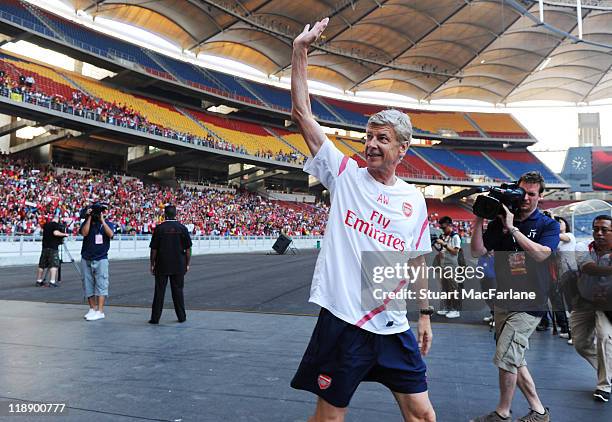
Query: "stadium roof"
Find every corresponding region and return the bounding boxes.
[63,0,612,103]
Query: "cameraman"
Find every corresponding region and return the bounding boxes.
[35,215,68,287]
[434,216,462,319]
[80,205,115,321]
[470,171,559,422]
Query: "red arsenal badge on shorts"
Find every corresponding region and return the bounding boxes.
[318,374,332,390]
[402,202,413,218]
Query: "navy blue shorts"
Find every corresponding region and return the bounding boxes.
[291,308,428,408]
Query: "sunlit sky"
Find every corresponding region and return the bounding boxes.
[15,1,612,173]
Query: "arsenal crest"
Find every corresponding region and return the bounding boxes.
[318,374,332,390]
[402,202,413,218]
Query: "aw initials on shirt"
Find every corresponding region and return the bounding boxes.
[376,194,389,205]
[370,210,390,229]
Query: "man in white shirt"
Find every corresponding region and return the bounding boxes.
[289,18,435,422]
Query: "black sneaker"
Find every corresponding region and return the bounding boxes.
[593,389,610,402]
[48,282,59,288]
[35,281,45,287]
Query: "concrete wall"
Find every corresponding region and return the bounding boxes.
[0,236,323,267]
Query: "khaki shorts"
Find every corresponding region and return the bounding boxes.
[493,308,541,374]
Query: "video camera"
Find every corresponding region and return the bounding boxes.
[472,183,525,220]
[79,203,109,222]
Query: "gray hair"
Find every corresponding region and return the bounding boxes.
[367,109,413,144]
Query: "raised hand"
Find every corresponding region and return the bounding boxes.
[293,17,329,49]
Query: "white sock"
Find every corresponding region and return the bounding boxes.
[49,280,56,284]
[36,279,42,282]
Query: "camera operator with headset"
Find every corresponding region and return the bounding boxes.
[434,216,462,319]
[79,203,115,321]
[470,171,559,422]
[35,215,69,288]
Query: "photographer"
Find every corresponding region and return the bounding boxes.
[80,204,115,321]
[571,215,612,403]
[470,171,559,422]
[434,216,462,319]
[35,215,68,288]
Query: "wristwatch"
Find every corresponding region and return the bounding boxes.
[419,306,434,316]
[510,227,520,235]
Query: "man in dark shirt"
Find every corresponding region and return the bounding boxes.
[470,171,559,422]
[35,215,68,287]
[80,205,115,321]
[149,205,192,324]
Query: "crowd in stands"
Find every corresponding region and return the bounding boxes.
[255,148,305,164]
[0,156,329,237]
[429,214,474,239]
[0,75,304,164]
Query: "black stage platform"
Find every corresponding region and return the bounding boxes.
[1,251,611,421]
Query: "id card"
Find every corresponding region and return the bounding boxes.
[95,234,103,245]
[508,252,527,275]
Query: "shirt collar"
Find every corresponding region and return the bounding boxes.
[524,208,541,221]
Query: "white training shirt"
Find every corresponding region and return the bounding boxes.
[304,140,431,334]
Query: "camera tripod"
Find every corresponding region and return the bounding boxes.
[58,241,82,282]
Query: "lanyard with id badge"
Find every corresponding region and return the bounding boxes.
[508,228,527,276]
[95,225,104,245]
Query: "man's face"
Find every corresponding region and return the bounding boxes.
[517,182,542,214]
[364,124,407,172]
[592,219,612,250]
[441,222,452,234]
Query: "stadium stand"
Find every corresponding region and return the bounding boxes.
[468,112,530,139]
[485,150,560,184]
[243,81,292,111]
[186,109,301,160]
[409,110,480,138]
[1,54,77,99]
[70,74,210,139]
[0,0,57,39]
[268,127,310,156]
[321,97,371,126]
[403,149,444,179]
[412,147,468,179]
[16,2,172,78]
[426,198,474,221]
[449,149,508,181]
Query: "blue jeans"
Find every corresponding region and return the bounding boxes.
[81,258,109,297]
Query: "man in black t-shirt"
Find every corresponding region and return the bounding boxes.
[36,216,68,287]
[148,205,192,324]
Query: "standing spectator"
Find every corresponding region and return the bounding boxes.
[80,204,115,321]
[434,216,462,319]
[35,215,68,287]
[571,215,612,403]
[149,205,192,324]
